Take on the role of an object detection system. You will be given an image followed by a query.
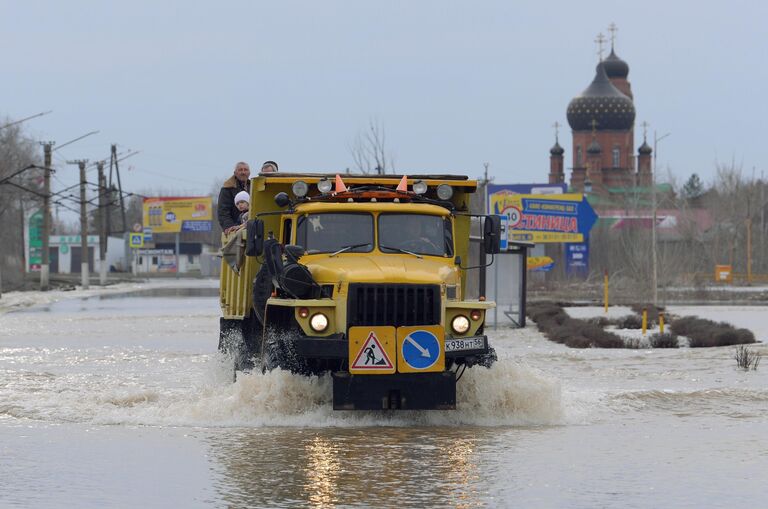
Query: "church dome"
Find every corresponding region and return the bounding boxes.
[603,49,629,79]
[587,138,602,154]
[567,62,635,131]
[638,141,652,155]
[550,140,564,155]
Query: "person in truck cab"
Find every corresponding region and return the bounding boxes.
[382,216,443,255]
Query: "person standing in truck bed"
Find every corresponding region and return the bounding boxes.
[218,161,251,234]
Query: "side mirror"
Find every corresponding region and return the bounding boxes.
[246,219,264,256]
[274,192,291,208]
[483,215,502,254]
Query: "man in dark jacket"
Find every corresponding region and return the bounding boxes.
[218,161,251,233]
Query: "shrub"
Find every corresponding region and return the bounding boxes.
[672,316,756,348]
[631,304,663,324]
[623,337,644,349]
[587,316,610,327]
[578,324,625,348]
[734,345,761,370]
[669,316,699,336]
[649,332,679,348]
[735,328,757,344]
[527,301,569,329]
[528,301,648,349]
[615,314,643,329]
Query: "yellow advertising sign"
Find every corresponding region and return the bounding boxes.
[487,192,597,243]
[142,196,213,234]
[527,256,554,271]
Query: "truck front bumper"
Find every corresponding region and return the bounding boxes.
[293,335,490,360]
[332,371,456,410]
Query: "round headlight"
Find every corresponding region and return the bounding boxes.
[470,309,483,321]
[317,178,333,193]
[310,313,329,332]
[292,180,309,197]
[413,180,428,195]
[298,307,309,318]
[436,184,453,200]
[451,315,470,334]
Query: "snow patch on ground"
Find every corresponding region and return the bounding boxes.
[564,306,634,320]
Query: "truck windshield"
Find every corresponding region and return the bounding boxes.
[379,214,453,257]
[297,213,374,254]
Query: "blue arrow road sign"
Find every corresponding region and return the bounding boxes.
[576,197,598,234]
[518,195,598,236]
[401,330,440,370]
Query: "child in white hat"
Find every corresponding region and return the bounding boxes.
[234,191,250,224]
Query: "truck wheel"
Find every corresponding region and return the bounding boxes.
[219,315,261,373]
[477,346,497,368]
[262,332,286,372]
[252,265,272,325]
[262,328,310,375]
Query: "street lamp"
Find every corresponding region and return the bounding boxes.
[651,130,671,307]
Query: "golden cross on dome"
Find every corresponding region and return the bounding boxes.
[594,33,607,61]
[608,23,618,50]
[590,118,599,134]
[552,121,561,141]
[640,121,650,140]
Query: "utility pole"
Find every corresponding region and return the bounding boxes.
[112,144,127,232]
[97,161,108,285]
[68,159,89,289]
[40,142,55,290]
[746,218,752,285]
[761,170,765,274]
[652,130,670,307]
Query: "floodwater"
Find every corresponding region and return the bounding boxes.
[1,287,767,508]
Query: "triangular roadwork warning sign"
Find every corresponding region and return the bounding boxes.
[351,331,394,370]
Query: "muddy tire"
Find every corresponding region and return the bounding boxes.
[477,346,497,368]
[262,329,312,375]
[219,314,262,373]
[252,265,273,325]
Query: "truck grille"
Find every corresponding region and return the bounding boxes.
[347,284,441,327]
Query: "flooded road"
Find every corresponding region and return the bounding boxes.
[1,285,766,508]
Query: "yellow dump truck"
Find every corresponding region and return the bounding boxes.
[219,173,501,410]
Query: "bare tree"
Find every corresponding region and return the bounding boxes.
[349,118,395,174]
[0,117,42,290]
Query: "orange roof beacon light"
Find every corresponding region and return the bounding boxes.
[334,174,348,193]
[396,175,409,192]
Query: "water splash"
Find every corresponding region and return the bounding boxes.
[2,352,565,428]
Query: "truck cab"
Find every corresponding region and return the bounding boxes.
[219,173,501,410]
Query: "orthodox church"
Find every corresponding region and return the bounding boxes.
[549,30,653,194]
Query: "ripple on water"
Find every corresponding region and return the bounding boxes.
[608,387,768,418]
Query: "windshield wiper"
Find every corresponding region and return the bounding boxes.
[379,245,423,259]
[329,243,371,257]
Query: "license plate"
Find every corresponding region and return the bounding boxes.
[444,337,485,352]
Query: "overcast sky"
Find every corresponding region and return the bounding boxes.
[3,0,766,202]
